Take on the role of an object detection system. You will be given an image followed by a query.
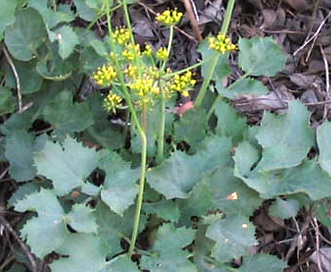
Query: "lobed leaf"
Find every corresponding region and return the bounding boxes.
[239,253,287,272]
[34,136,98,196]
[238,36,287,76]
[269,197,300,219]
[147,136,232,199]
[5,130,36,181]
[14,189,68,258]
[317,122,331,176]
[98,149,139,215]
[5,8,48,61]
[65,204,98,233]
[140,223,197,272]
[50,234,107,272]
[255,100,314,171]
[206,214,256,262]
[42,90,94,138]
[0,0,17,40]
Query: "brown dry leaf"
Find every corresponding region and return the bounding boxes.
[309,247,331,272]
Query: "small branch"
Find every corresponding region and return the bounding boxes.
[320,45,330,119]
[293,11,331,57]
[2,46,22,113]
[0,214,38,272]
[183,0,203,42]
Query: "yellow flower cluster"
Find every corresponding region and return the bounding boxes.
[143,44,153,56]
[112,27,131,45]
[208,33,237,54]
[171,71,196,97]
[103,92,123,113]
[156,47,169,61]
[122,43,141,61]
[92,65,117,86]
[156,9,183,26]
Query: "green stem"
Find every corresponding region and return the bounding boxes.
[194,54,219,108]
[105,3,147,257]
[220,0,236,35]
[156,26,174,164]
[194,0,236,108]
[128,105,147,257]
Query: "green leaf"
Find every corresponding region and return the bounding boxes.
[74,0,98,21]
[314,200,331,228]
[84,94,123,149]
[219,77,269,99]
[147,136,232,199]
[215,100,247,144]
[5,8,48,61]
[53,25,80,59]
[206,214,256,262]
[5,130,36,181]
[5,59,43,94]
[317,122,331,176]
[0,0,17,40]
[237,160,331,200]
[178,181,213,226]
[269,197,300,219]
[29,0,75,29]
[93,202,147,256]
[42,90,94,138]
[34,136,98,196]
[233,141,260,177]
[14,189,68,258]
[65,204,98,233]
[209,166,262,217]
[98,149,139,215]
[255,100,314,171]
[198,39,232,81]
[104,255,139,272]
[131,104,174,156]
[174,108,208,147]
[238,37,287,76]
[140,224,197,272]
[50,234,107,272]
[238,253,287,272]
[144,199,181,223]
[0,87,16,115]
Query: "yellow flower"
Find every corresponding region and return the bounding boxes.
[122,43,141,61]
[124,64,139,79]
[143,44,153,56]
[156,47,169,61]
[92,65,117,86]
[208,33,237,54]
[156,9,183,26]
[112,27,131,45]
[171,71,196,97]
[103,92,123,113]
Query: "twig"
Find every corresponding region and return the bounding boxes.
[183,0,203,42]
[2,46,22,113]
[0,214,38,272]
[0,167,9,181]
[320,45,330,119]
[293,11,331,57]
[312,217,323,272]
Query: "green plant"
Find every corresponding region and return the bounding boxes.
[1,0,330,272]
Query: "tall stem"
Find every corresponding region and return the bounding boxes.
[194,0,236,108]
[105,2,148,257]
[129,104,147,257]
[156,26,174,164]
